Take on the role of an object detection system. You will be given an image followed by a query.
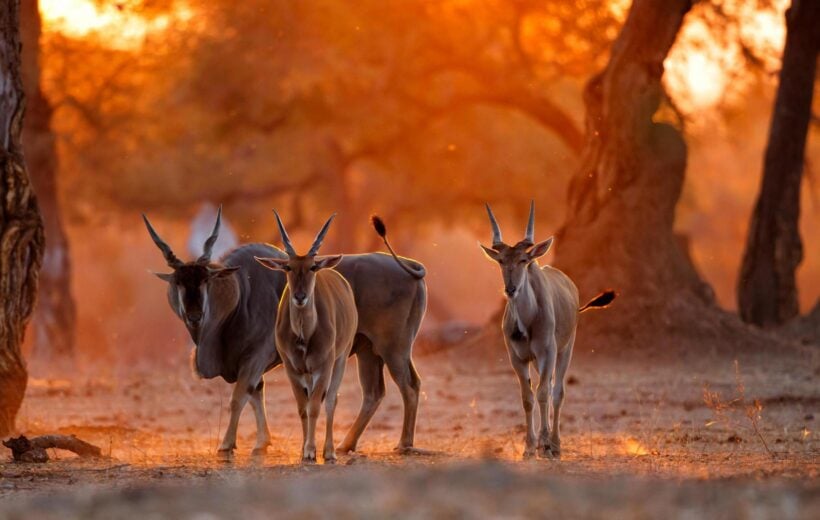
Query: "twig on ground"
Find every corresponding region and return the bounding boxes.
[3,434,103,463]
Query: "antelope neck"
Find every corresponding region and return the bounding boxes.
[508,272,537,327]
[290,297,318,345]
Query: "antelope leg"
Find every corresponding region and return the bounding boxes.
[338,345,385,454]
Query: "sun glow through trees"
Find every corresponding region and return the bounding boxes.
[39,0,193,50]
[38,0,787,114]
[664,0,787,112]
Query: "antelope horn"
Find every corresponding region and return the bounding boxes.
[273,209,297,256]
[197,204,222,264]
[523,200,535,245]
[485,203,503,248]
[142,214,184,269]
[307,213,337,257]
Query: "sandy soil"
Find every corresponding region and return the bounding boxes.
[1,342,818,517]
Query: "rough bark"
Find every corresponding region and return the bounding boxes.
[0,0,45,436]
[20,0,76,363]
[737,0,820,327]
[551,0,732,351]
[556,0,699,293]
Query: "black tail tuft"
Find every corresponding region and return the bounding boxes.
[370,215,426,279]
[371,215,387,238]
[579,290,616,312]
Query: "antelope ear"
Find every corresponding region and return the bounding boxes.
[209,266,240,278]
[153,272,175,282]
[255,256,290,271]
[528,237,554,259]
[315,254,343,270]
[479,243,500,262]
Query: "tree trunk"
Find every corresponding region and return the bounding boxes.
[552,0,728,349]
[0,0,45,435]
[556,0,699,293]
[317,137,360,252]
[737,0,820,327]
[20,0,76,364]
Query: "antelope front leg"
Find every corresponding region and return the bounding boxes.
[535,339,557,459]
[218,382,250,459]
[303,368,333,464]
[323,356,348,463]
[510,356,536,459]
[285,372,310,462]
[249,380,271,456]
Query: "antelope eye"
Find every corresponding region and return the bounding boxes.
[283,266,292,272]
[519,259,528,264]
[310,265,319,272]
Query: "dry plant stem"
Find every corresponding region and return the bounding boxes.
[746,400,773,458]
[734,360,774,459]
[702,361,775,459]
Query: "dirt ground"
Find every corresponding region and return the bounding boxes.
[1,341,818,518]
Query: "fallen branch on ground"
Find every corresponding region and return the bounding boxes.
[2,434,103,463]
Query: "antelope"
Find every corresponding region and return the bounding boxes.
[255,212,357,463]
[144,208,427,458]
[480,202,614,459]
[144,206,283,457]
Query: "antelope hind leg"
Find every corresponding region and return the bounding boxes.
[338,341,385,454]
[385,354,421,453]
[536,338,558,459]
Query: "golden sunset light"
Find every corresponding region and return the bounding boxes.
[0,0,816,516]
[39,0,193,49]
[664,1,787,112]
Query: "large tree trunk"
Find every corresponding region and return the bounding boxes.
[552,0,728,351]
[737,0,820,327]
[20,0,76,364]
[556,0,701,296]
[0,0,45,435]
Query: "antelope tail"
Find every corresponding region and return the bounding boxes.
[371,215,426,279]
[579,290,616,313]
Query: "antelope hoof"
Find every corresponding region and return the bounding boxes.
[251,446,268,457]
[302,446,317,464]
[337,443,355,455]
[395,445,413,455]
[396,446,437,456]
[522,434,537,460]
[549,441,561,459]
[323,446,337,463]
[536,444,555,459]
[216,448,235,462]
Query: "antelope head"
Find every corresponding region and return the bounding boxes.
[143,205,240,334]
[255,211,342,308]
[479,201,553,299]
